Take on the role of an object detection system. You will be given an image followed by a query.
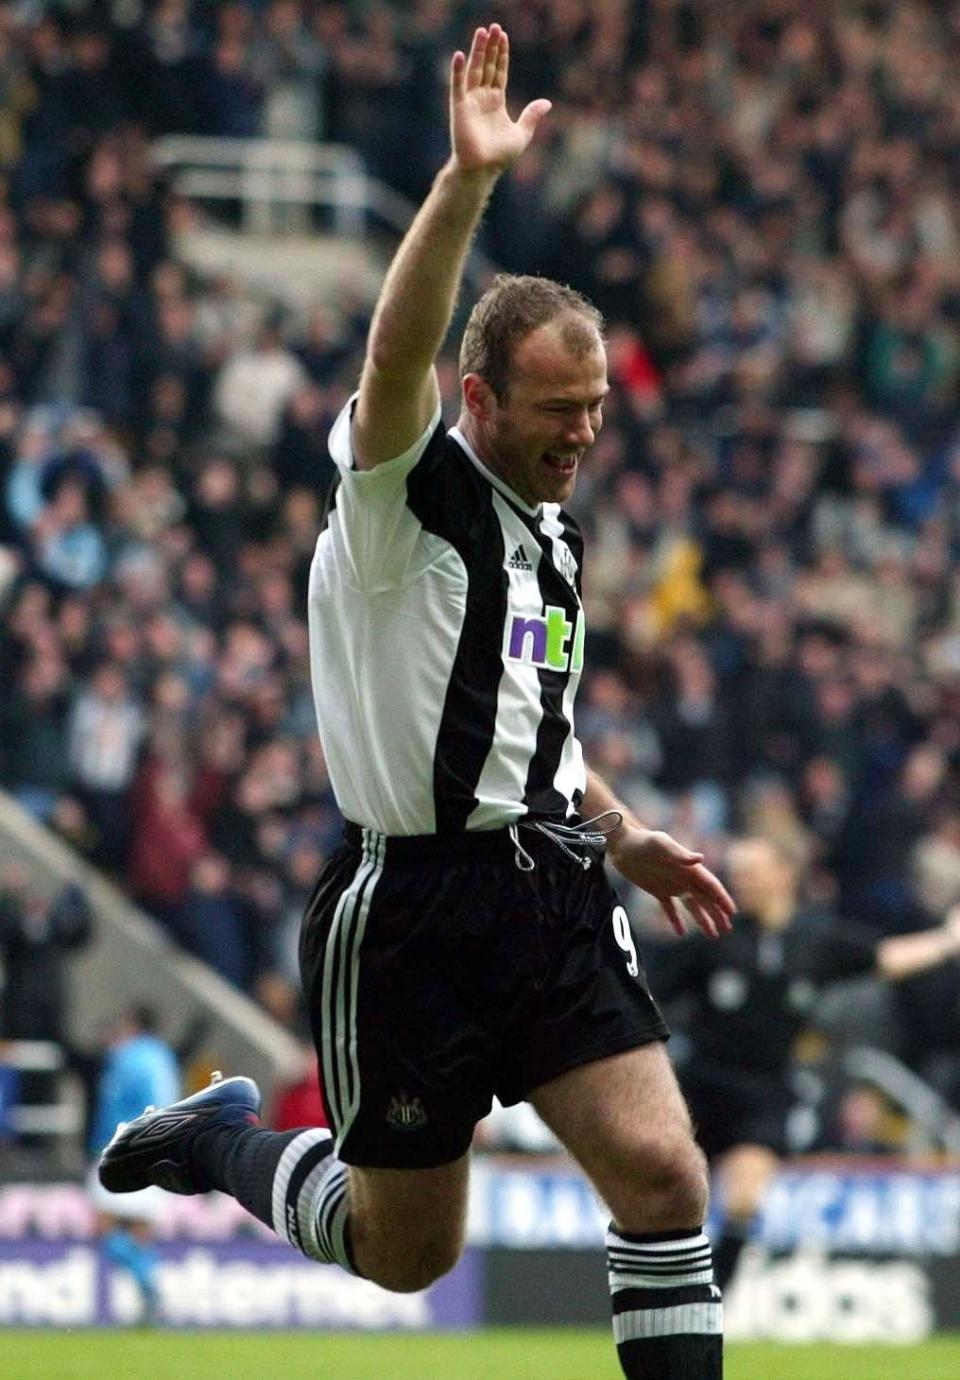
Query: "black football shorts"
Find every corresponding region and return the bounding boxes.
[299,821,669,1168]
[679,1062,794,1160]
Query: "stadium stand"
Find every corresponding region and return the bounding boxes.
[1,0,960,1167]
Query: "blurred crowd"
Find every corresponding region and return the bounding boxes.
[1,0,960,1099]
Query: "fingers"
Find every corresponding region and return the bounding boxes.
[493,27,509,89]
[450,49,465,102]
[465,26,488,89]
[660,896,687,937]
[482,24,502,87]
[694,887,734,931]
[671,861,736,939]
[517,98,553,136]
[681,894,721,941]
[463,24,510,92]
[687,863,737,921]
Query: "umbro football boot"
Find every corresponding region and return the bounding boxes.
[98,1070,262,1195]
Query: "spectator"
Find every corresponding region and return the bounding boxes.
[67,661,144,869]
[127,753,215,924]
[214,314,307,447]
[0,865,92,1047]
[0,865,92,1122]
[1,650,74,823]
[251,0,324,142]
[175,852,251,989]
[30,476,108,590]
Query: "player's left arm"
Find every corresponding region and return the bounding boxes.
[581,766,736,940]
[875,905,960,981]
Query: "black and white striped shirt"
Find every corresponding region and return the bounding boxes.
[307,399,587,836]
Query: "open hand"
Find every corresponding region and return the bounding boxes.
[450,25,551,174]
[610,828,736,940]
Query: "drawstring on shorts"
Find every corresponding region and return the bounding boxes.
[509,811,623,872]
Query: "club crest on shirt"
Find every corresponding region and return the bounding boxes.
[386,1092,428,1132]
[556,544,578,586]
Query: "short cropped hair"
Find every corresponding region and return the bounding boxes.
[459,274,604,403]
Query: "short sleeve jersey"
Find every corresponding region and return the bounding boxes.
[307,399,588,836]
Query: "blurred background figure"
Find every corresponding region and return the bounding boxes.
[67,661,144,871]
[649,837,960,1292]
[86,1003,180,1324]
[0,864,92,1126]
[270,1037,326,1134]
[0,864,92,1049]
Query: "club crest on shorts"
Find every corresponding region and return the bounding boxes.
[386,1092,428,1131]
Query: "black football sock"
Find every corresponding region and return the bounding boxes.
[606,1224,723,1379]
[191,1123,359,1274]
[712,1217,751,1293]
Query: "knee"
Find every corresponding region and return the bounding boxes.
[610,1130,710,1232]
[720,1145,779,1222]
[359,1229,463,1294]
[644,1131,709,1222]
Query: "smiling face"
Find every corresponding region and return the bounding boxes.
[461,318,608,507]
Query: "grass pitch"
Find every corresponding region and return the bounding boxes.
[4,1330,960,1379]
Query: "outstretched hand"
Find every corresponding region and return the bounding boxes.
[450,25,552,174]
[610,829,736,940]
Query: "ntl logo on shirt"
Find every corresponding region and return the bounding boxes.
[505,606,585,673]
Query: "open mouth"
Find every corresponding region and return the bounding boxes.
[543,452,579,474]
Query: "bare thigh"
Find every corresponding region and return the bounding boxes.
[348,1153,470,1292]
[530,1043,709,1231]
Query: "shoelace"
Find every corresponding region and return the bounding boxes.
[509,810,623,872]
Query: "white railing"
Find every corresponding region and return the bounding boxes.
[842,1045,960,1156]
[152,135,495,286]
[153,136,367,237]
[1,1040,82,1138]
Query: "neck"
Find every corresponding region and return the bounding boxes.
[457,411,489,464]
[456,414,537,506]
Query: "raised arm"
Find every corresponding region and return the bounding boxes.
[352,24,551,468]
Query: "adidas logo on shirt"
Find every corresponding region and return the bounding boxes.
[507,544,534,572]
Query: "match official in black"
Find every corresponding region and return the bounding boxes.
[649,836,960,1292]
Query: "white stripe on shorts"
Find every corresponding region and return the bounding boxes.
[319,829,385,1154]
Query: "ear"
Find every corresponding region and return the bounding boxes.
[461,372,496,420]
